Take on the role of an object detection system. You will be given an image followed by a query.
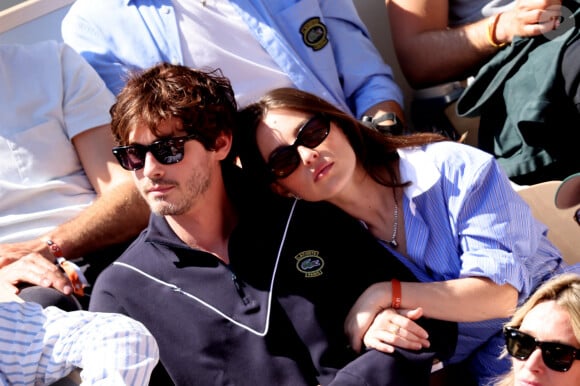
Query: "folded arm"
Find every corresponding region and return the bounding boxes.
[345,277,517,352]
[387,0,562,87]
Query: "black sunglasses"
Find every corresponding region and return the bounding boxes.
[504,326,580,372]
[112,134,199,171]
[267,115,330,179]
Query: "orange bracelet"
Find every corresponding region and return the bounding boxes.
[487,13,507,48]
[46,240,89,297]
[391,279,402,309]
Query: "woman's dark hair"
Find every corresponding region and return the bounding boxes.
[110,63,237,155]
[235,87,447,188]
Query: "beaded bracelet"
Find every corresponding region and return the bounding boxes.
[46,240,89,296]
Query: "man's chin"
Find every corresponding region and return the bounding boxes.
[149,200,173,216]
[150,202,187,216]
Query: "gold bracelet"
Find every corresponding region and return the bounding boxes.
[487,13,507,48]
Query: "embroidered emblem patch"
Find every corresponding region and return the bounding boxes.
[295,250,324,278]
[300,17,328,51]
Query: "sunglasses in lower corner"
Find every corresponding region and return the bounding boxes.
[503,326,580,372]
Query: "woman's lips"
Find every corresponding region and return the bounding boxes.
[314,161,333,182]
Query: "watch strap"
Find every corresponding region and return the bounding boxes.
[361,112,404,135]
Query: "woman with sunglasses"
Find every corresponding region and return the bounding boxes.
[496,273,580,386]
[235,87,580,385]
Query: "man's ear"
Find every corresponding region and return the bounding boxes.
[214,133,233,161]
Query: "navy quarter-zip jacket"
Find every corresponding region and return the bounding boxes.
[90,166,456,385]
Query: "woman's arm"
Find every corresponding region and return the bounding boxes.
[345,277,517,352]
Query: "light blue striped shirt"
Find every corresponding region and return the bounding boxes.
[0,302,159,385]
[390,142,579,377]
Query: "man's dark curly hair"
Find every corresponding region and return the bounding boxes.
[110,63,237,157]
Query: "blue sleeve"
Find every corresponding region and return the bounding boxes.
[61,0,179,95]
[450,153,562,302]
[62,1,128,95]
[320,0,403,116]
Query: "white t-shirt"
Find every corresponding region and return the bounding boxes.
[0,41,115,243]
[174,0,294,108]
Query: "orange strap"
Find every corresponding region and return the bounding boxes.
[391,278,402,309]
[46,240,89,297]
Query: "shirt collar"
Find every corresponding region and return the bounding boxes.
[397,146,440,200]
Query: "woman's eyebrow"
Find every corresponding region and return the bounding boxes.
[292,117,310,136]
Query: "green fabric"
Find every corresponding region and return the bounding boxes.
[457,3,580,180]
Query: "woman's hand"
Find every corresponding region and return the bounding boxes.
[362,307,430,353]
[344,281,392,352]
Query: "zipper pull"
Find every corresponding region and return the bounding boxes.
[231,272,250,305]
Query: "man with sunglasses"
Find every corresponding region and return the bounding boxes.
[494,273,580,386]
[90,62,456,385]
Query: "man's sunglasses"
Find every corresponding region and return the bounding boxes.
[267,115,330,179]
[504,326,580,372]
[112,134,199,171]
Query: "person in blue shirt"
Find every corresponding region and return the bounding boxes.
[235,87,580,386]
[61,0,404,124]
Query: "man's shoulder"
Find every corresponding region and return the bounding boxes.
[90,234,159,310]
[63,0,139,32]
[65,0,158,23]
[95,233,155,281]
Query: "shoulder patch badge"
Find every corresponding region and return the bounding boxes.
[295,250,324,278]
[300,17,328,51]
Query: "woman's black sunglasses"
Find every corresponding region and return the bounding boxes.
[267,115,330,179]
[504,326,580,372]
[112,134,199,171]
